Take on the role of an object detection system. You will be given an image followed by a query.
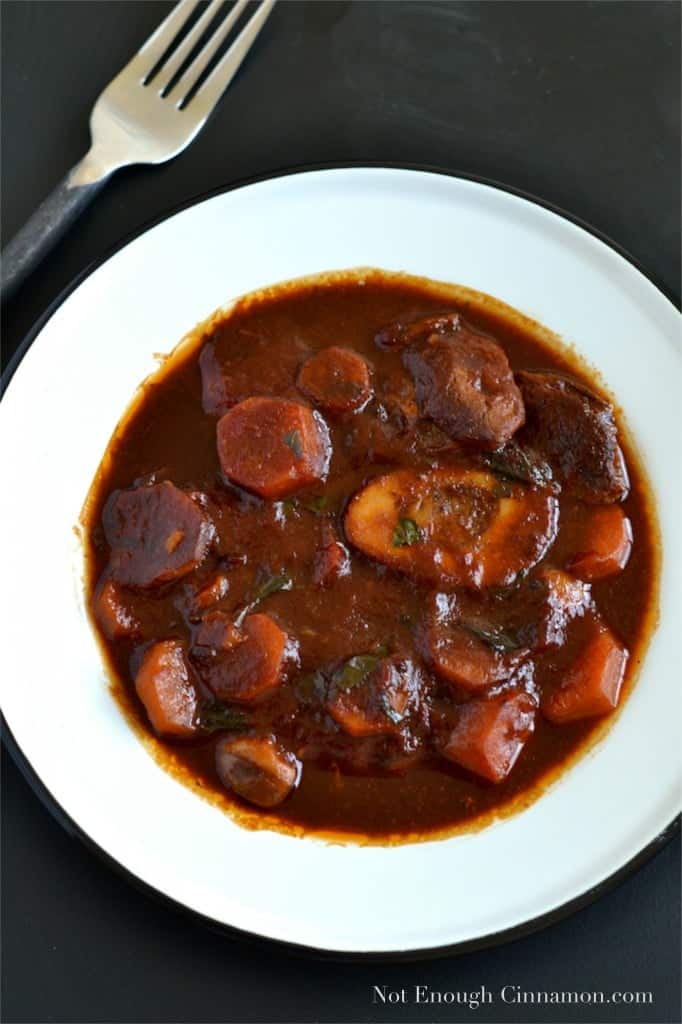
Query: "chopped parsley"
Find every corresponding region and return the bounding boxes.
[301,494,328,513]
[283,429,303,459]
[295,670,326,703]
[333,654,381,691]
[253,572,293,603]
[235,571,293,625]
[462,621,523,654]
[483,443,553,488]
[199,704,248,734]
[392,517,423,548]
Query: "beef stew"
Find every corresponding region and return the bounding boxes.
[84,270,658,841]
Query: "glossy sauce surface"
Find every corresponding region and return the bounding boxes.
[84,271,658,840]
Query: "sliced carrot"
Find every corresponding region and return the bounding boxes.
[327,656,422,737]
[427,619,526,692]
[94,579,140,639]
[542,621,628,723]
[568,505,633,581]
[442,691,537,783]
[191,573,230,612]
[105,481,214,588]
[216,397,331,500]
[135,640,198,738]
[202,613,288,702]
[297,347,373,414]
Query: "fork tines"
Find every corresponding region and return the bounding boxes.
[136,0,275,111]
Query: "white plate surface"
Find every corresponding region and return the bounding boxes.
[1,168,680,954]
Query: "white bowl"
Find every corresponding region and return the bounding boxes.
[1,167,680,955]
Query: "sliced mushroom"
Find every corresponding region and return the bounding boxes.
[345,467,559,588]
[215,735,301,808]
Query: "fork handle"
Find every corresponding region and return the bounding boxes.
[1,152,115,303]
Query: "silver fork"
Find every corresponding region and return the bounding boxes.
[1,0,275,301]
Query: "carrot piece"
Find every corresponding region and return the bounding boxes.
[326,656,422,737]
[542,621,628,724]
[202,613,288,702]
[105,481,214,588]
[568,505,633,581]
[442,691,537,783]
[297,347,372,414]
[192,573,229,612]
[216,397,331,499]
[94,579,140,639]
[135,640,198,738]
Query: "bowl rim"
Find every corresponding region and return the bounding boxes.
[1,161,680,961]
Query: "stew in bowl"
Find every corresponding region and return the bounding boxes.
[83,268,658,842]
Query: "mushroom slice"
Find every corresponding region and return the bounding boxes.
[345,467,558,588]
[215,735,301,807]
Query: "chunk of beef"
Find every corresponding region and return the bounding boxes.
[297,347,373,414]
[216,397,331,500]
[135,640,199,738]
[517,371,629,503]
[374,312,461,350]
[401,317,525,448]
[215,735,301,807]
[104,482,214,588]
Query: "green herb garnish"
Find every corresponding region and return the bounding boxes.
[235,571,293,626]
[283,430,303,459]
[281,494,329,516]
[483,443,553,487]
[199,704,248,734]
[333,654,381,691]
[253,572,293,603]
[462,621,523,654]
[300,494,328,513]
[295,670,326,703]
[392,517,423,548]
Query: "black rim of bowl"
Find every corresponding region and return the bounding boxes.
[1,161,680,962]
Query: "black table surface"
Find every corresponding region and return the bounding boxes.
[1,3,680,1022]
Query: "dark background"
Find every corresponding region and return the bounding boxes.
[1,2,680,1022]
